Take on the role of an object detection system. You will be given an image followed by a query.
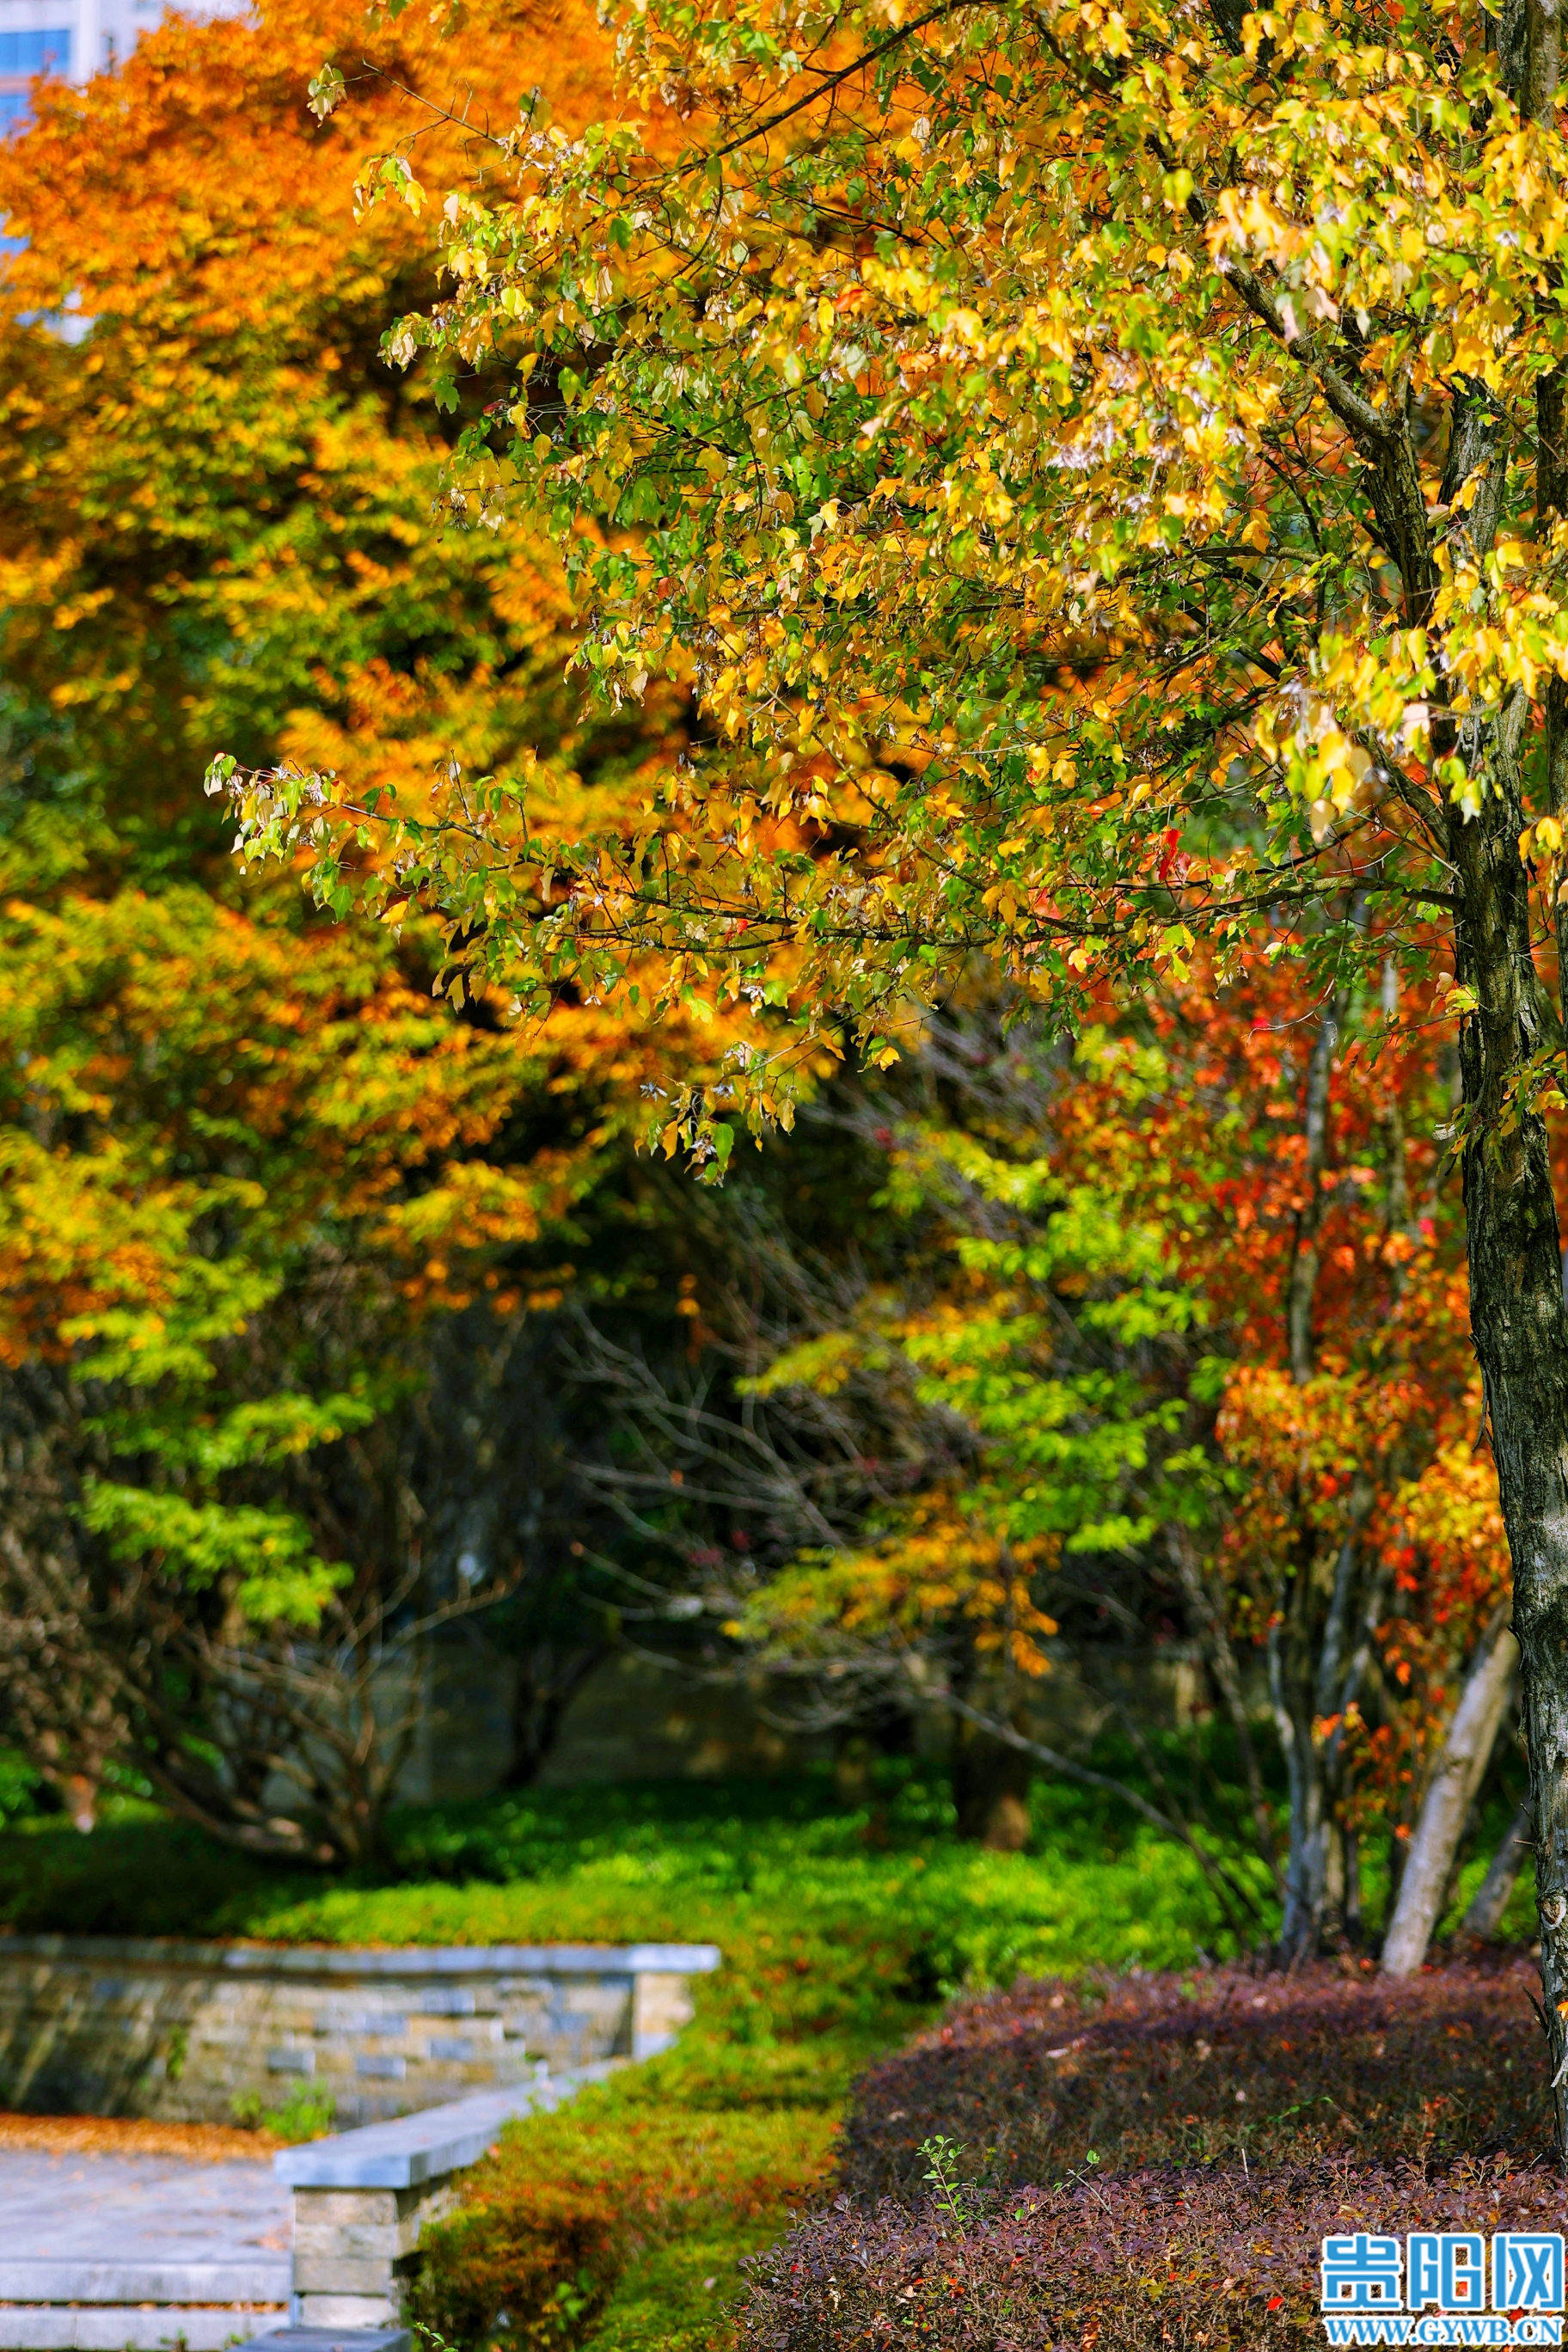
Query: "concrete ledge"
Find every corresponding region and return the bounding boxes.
[0,1937,722,1978]
[233,2332,407,2352]
[0,2263,289,2306]
[275,2062,618,2189]
[276,2064,628,2326]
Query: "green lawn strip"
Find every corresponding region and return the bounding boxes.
[0,1756,1275,1957]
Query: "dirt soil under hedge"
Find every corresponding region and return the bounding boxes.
[739,1957,1568,2352]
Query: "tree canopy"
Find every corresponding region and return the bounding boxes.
[0,0,1552,2020]
[222,0,1568,1152]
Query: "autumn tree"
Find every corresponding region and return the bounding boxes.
[1159,952,1513,1959]
[0,0,649,872]
[0,0,756,1847]
[580,957,1510,1944]
[0,877,642,1860]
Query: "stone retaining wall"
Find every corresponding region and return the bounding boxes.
[0,1939,720,2128]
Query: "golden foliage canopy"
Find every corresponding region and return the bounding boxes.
[217,0,1568,1157]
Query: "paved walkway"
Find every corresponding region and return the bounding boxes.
[0,2147,291,2343]
[0,2145,290,2269]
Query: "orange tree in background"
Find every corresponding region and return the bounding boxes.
[0,0,648,877]
[220,0,1568,2107]
[682,950,1506,1951]
[1143,951,1512,1957]
[0,0,751,1854]
[0,881,591,1862]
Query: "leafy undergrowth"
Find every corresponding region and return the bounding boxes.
[0,1767,1537,2352]
[743,1958,1556,2352]
[0,1763,1279,1970]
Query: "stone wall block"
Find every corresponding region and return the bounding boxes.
[296,2292,402,2329]
[291,2178,459,2315]
[414,2011,499,2042]
[417,1988,477,2017]
[293,2256,402,2296]
[632,1969,696,2057]
[0,1939,719,2121]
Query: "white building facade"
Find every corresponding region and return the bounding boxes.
[0,0,247,128]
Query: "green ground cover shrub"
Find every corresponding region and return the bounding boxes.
[0,1757,1272,1963]
[230,2083,337,2141]
[0,1762,1534,2351]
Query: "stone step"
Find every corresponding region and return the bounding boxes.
[0,2309,286,2349]
[0,2263,291,2305]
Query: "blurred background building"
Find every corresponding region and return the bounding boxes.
[0,0,246,126]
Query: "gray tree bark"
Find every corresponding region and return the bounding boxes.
[1442,558,1568,2148]
[1381,1608,1518,1975]
[1272,991,1375,1966]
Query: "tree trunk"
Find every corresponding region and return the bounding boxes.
[1442,640,1568,2144]
[1167,1525,1277,1881]
[1271,996,1340,1966]
[1462,1800,1533,1942]
[1449,765,1568,2140]
[503,1643,604,1788]
[1341,1826,1362,1945]
[1286,993,1342,1384]
[1271,989,1389,1966]
[1273,1507,1377,1962]
[951,1709,1032,1849]
[1340,235,1568,2111]
[1271,1614,1328,1962]
[1381,1608,1518,1974]
[1436,0,1568,2159]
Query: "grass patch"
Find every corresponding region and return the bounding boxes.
[375,1766,1273,2352]
[229,2082,336,2141]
